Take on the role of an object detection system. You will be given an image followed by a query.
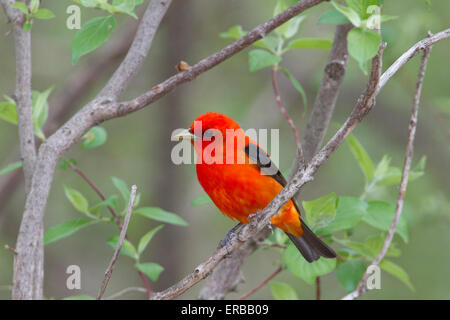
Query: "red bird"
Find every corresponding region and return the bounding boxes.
[175,112,336,262]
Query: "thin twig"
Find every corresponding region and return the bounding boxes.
[97,185,137,300]
[272,67,303,157]
[342,43,433,301]
[238,266,282,300]
[105,286,147,300]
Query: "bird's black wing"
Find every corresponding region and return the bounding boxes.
[244,142,336,262]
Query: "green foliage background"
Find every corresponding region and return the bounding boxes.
[0,0,449,299]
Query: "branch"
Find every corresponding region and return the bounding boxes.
[98,0,171,100]
[342,43,433,301]
[198,228,272,300]
[97,185,137,300]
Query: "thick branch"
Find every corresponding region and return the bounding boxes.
[342,44,432,301]
[0,22,135,215]
[98,0,172,100]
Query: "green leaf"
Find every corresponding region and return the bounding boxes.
[135,262,164,282]
[347,28,381,74]
[219,25,245,39]
[316,197,367,235]
[0,101,18,125]
[331,1,361,27]
[302,193,337,231]
[11,2,28,14]
[64,185,90,215]
[0,161,22,175]
[135,207,188,226]
[280,67,308,112]
[248,49,282,72]
[107,235,138,260]
[34,8,55,19]
[44,219,99,245]
[82,126,108,149]
[192,194,213,206]
[138,225,164,255]
[111,176,130,202]
[379,259,415,291]
[72,16,117,65]
[347,134,374,183]
[317,9,350,25]
[270,281,298,300]
[336,260,366,292]
[285,243,336,285]
[287,38,333,50]
[363,201,408,242]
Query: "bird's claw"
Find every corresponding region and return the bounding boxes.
[219,223,243,254]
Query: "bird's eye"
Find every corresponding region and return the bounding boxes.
[203,129,215,139]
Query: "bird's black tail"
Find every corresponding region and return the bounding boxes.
[285,223,336,263]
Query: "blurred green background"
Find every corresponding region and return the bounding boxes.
[0,0,449,299]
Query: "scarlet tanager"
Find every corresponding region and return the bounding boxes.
[174,112,336,262]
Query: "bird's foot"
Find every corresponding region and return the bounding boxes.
[219,223,243,254]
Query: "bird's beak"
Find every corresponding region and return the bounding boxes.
[172,128,195,141]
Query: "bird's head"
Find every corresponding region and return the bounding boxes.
[173,112,248,161]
